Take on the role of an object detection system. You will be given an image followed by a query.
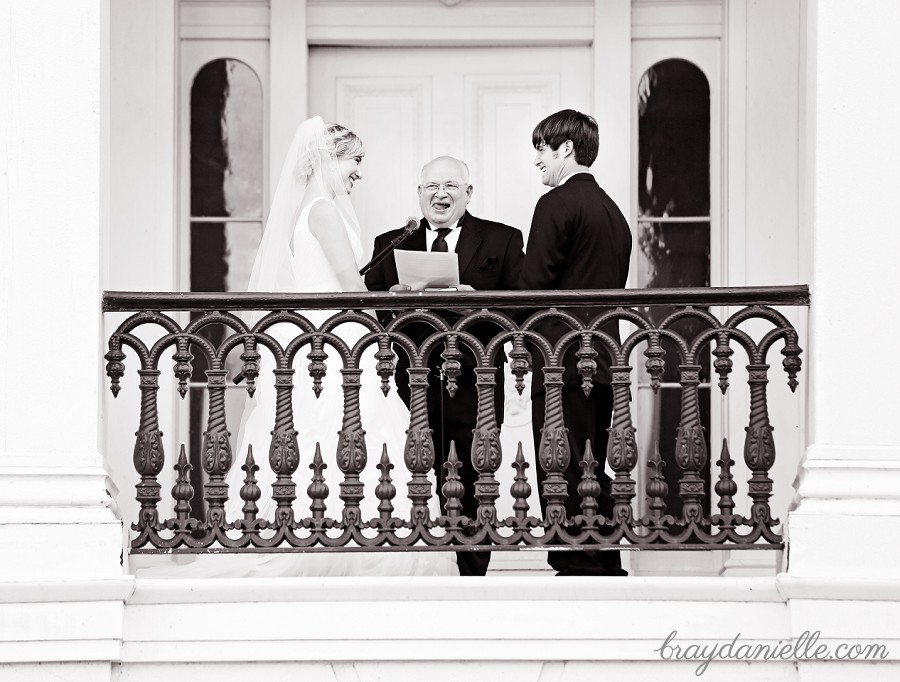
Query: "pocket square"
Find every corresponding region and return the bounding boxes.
[476,256,498,271]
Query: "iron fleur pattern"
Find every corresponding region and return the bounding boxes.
[103,287,807,554]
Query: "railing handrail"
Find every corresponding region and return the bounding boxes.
[102,284,810,312]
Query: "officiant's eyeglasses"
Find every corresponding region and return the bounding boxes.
[421,182,467,193]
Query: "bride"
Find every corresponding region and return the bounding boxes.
[136,117,458,577]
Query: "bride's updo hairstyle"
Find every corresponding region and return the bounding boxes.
[326,123,364,159]
[295,122,364,179]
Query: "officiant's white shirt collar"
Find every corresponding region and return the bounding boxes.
[426,219,463,252]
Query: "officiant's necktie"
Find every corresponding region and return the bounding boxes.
[431,227,452,252]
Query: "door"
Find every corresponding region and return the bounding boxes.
[309,46,592,259]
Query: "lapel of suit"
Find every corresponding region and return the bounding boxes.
[409,218,428,251]
[455,212,482,278]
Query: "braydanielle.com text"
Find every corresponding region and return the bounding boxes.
[655,629,890,675]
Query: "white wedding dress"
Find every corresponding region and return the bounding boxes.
[134,197,458,577]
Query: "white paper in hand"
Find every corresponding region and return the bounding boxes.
[394,249,460,290]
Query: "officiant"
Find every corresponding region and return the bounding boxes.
[364,156,524,576]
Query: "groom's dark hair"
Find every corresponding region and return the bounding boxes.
[532,109,599,167]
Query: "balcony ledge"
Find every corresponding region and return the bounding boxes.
[127,574,784,603]
[2,574,900,668]
[4,574,900,605]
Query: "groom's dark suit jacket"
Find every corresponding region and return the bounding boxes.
[521,172,632,393]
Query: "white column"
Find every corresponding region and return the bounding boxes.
[788,0,900,578]
[0,0,122,581]
[270,0,308,192]
[592,0,631,216]
[0,3,125,675]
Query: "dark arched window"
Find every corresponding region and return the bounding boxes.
[636,58,712,517]
[190,58,263,293]
[638,58,710,287]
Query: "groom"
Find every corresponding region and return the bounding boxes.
[521,109,632,576]
[365,156,525,576]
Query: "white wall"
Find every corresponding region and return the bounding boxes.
[744,0,802,286]
[106,1,176,292]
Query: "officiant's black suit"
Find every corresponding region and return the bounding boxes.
[365,211,525,576]
[520,172,632,576]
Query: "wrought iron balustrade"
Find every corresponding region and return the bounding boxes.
[103,286,807,554]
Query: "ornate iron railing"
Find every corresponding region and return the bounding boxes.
[103,286,807,554]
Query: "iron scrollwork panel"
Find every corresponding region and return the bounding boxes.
[103,289,805,554]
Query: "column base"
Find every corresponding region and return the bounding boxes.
[0,454,124,581]
[787,445,900,579]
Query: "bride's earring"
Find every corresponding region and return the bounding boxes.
[328,162,337,171]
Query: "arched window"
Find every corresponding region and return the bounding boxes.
[188,58,264,503]
[636,58,712,518]
[190,58,263,293]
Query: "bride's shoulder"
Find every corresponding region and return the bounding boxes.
[304,197,343,238]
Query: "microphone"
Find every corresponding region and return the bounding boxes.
[359,216,422,276]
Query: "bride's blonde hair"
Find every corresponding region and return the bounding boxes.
[326,123,364,159]
[295,123,364,179]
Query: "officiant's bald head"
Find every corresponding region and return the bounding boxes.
[418,156,473,229]
[420,156,470,185]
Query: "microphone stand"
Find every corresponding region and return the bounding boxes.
[359,219,421,276]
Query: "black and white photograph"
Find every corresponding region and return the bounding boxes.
[1,1,898,680]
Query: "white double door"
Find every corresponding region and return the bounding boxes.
[308,46,591,260]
